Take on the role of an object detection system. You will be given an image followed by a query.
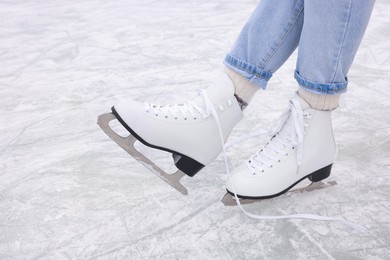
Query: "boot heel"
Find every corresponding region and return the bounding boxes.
[173,153,204,177]
[308,164,332,182]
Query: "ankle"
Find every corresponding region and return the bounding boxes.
[224,67,259,110]
[298,88,340,111]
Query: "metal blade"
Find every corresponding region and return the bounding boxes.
[221,181,337,206]
[97,112,188,195]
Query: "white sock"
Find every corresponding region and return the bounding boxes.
[298,87,340,111]
[224,67,259,110]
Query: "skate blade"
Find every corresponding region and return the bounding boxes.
[97,112,188,195]
[221,181,337,206]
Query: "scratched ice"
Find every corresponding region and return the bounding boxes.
[0,0,389,259]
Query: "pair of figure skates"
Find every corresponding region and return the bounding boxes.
[98,74,336,204]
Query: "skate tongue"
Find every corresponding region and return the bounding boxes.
[204,73,235,102]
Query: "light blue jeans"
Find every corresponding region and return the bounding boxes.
[224,0,375,94]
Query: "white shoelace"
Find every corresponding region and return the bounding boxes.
[247,98,305,174]
[200,91,368,234]
[144,91,212,120]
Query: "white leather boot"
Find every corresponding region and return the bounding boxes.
[226,93,336,198]
[112,73,243,177]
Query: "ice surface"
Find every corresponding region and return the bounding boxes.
[0,0,389,259]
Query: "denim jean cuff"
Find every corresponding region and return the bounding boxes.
[224,54,273,89]
[294,70,348,95]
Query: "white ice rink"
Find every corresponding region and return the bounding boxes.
[1,0,389,259]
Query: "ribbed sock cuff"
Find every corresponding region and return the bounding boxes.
[224,67,259,108]
[298,87,340,111]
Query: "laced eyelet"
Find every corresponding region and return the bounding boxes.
[165,116,168,118]
[155,114,158,116]
[278,160,281,162]
[184,118,187,120]
[194,117,197,120]
[175,117,178,120]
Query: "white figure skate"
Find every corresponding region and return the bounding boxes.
[98,74,242,195]
[223,93,337,204]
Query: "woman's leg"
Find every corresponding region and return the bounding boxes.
[296,0,375,109]
[225,0,375,199]
[224,0,304,89]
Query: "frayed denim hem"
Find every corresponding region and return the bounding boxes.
[224,54,272,89]
[294,71,348,95]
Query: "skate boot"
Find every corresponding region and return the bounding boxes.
[225,93,336,199]
[98,73,242,194]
